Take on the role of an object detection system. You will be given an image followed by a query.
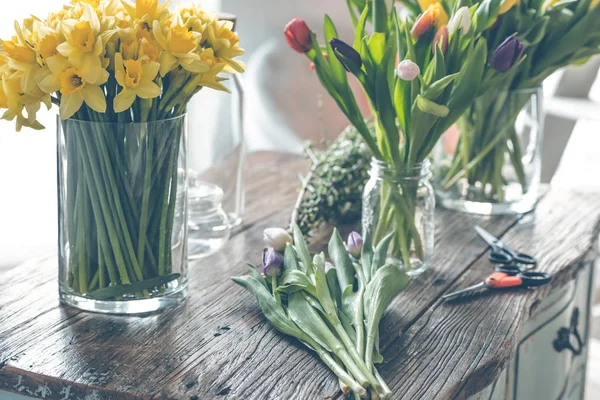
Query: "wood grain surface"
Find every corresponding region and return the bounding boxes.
[0,152,599,400]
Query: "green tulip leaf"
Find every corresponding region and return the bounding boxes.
[292,223,315,275]
[328,228,356,291]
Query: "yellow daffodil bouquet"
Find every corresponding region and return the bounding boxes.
[0,0,244,311]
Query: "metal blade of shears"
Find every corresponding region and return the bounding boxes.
[475,226,505,249]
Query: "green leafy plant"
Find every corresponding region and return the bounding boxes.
[292,124,372,237]
[233,226,410,399]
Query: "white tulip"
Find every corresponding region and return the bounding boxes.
[263,228,293,251]
[396,60,420,81]
[448,7,471,34]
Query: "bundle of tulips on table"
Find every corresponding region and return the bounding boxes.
[284,0,517,275]
[234,226,410,399]
[0,0,244,313]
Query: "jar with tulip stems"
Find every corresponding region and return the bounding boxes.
[433,87,543,215]
[362,159,435,276]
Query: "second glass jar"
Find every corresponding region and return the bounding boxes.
[361,159,435,276]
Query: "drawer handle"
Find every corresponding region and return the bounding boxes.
[553,307,583,356]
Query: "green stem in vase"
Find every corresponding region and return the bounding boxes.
[137,124,154,272]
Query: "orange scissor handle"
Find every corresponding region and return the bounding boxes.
[485,272,523,289]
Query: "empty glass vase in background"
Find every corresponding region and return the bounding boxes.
[187,73,244,259]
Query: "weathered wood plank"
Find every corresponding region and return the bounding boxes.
[378,190,600,399]
[0,151,597,400]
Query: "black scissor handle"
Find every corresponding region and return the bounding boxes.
[517,271,551,287]
[513,252,537,265]
[495,265,524,275]
[488,250,512,264]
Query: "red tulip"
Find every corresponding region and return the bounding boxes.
[284,18,312,54]
[432,25,448,54]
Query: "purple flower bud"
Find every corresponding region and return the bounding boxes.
[329,38,362,73]
[262,248,283,277]
[489,35,524,73]
[347,231,364,257]
[325,261,335,273]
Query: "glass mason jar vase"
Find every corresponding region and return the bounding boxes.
[362,159,435,276]
[57,115,188,314]
[433,88,543,215]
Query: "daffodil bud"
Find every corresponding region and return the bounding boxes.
[262,248,283,277]
[448,7,471,34]
[490,35,524,73]
[432,25,449,54]
[263,228,293,251]
[329,38,362,74]
[396,60,420,81]
[284,18,312,54]
[347,232,364,257]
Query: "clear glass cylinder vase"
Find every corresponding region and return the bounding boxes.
[187,74,244,230]
[433,88,543,215]
[361,159,435,276]
[57,115,188,314]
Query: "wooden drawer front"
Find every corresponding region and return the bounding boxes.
[470,261,594,400]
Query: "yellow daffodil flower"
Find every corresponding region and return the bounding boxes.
[417,0,439,11]
[1,71,50,131]
[152,20,208,76]
[113,52,161,112]
[57,3,109,85]
[499,0,519,14]
[122,0,170,23]
[203,20,245,73]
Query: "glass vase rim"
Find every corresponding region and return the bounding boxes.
[58,113,187,126]
[501,86,542,95]
[369,157,431,178]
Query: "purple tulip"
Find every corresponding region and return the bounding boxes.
[347,232,364,257]
[329,38,362,73]
[262,248,283,277]
[489,35,524,73]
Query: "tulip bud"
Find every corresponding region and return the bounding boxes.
[411,8,436,39]
[347,232,364,257]
[284,18,312,54]
[329,38,362,74]
[263,228,293,251]
[448,7,471,34]
[499,0,519,14]
[489,35,524,73]
[432,25,448,54]
[262,248,283,277]
[396,60,421,81]
[325,261,335,273]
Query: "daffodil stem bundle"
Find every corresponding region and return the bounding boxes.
[233,225,410,399]
[60,102,185,300]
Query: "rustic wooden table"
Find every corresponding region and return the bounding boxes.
[1,152,599,400]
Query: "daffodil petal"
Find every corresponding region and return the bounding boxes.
[79,54,103,84]
[135,81,161,99]
[141,62,160,81]
[82,85,106,113]
[159,52,177,76]
[46,55,69,76]
[60,92,84,119]
[113,89,136,113]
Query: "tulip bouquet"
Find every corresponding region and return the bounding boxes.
[234,226,410,399]
[437,0,600,207]
[0,0,244,305]
[284,0,497,271]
